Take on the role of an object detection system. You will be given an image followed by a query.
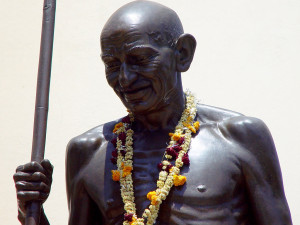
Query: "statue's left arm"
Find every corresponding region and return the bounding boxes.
[220,116,292,225]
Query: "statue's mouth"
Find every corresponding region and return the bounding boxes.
[122,85,151,102]
[123,86,148,94]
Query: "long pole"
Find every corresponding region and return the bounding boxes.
[25,0,56,224]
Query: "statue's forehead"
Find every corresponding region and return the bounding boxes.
[101,26,151,52]
[101,27,142,43]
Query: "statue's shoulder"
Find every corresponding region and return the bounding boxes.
[202,104,277,165]
[65,119,120,174]
[197,103,243,123]
[65,119,124,190]
[66,119,119,155]
[198,103,274,152]
[218,114,275,153]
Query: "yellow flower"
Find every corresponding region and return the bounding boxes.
[194,121,200,131]
[150,195,158,205]
[147,191,156,200]
[188,125,196,133]
[168,132,174,137]
[111,170,120,181]
[182,122,189,127]
[187,116,193,123]
[173,175,187,186]
[147,191,159,205]
[130,217,137,225]
[113,122,123,133]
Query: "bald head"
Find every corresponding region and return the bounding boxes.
[101,1,184,48]
[100,1,196,114]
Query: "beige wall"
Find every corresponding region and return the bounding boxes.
[1,0,299,224]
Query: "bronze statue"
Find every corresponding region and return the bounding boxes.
[14,1,292,224]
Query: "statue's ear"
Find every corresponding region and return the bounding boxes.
[175,33,196,72]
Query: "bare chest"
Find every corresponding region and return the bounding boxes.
[82,126,247,224]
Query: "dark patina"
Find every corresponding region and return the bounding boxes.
[14,1,292,224]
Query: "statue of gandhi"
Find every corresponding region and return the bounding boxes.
[14,1,292,224]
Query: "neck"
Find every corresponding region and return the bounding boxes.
[133,88,185,132]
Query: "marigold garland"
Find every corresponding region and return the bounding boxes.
[110,92,199,225]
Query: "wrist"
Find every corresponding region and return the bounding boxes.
[39,207,50,225]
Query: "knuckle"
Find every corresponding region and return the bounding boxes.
[40,182,46,189]
[34,171,42,178]
[17,191,25,199]
[40,192,49,200]
[15,181,23,189]
[16,165,23,172]
[13,173,18,181]
[43,159,50,165]
[42,183,50,192]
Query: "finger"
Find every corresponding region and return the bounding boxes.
[32,171,51,185]
[13,172,32,182]
[16,165,25,172]
[17,191,49,202]
[41,159,53,175]
[17,191,40,202]
[16,161,45,174]
[14,171,51,185]
[39,192,50,202]
[15,181,50,193]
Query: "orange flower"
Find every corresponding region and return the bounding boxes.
[169,132,174,137]
[123,166,132,172]
[113,122,123,133]
[111,170,120,181]
[122,166,132,177]
[172,133,181,141]
[194,121,200,131]
[173,175,187,186]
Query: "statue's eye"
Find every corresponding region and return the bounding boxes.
[136,55,148,62]
[128,54,153,65]
[105,61,121,71]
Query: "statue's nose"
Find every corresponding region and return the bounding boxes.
[119,63,138,89]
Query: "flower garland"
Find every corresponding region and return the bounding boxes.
[110,92,199,225]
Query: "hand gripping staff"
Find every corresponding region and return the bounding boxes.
[25,1,56,225]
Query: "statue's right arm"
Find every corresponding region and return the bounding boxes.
[66,135,103,225]
[13,159,53,225]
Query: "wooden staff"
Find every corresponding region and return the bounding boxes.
[25,0,56,224]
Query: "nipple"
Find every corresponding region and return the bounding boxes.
[107,198,114,206]
[197,185,207,192]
